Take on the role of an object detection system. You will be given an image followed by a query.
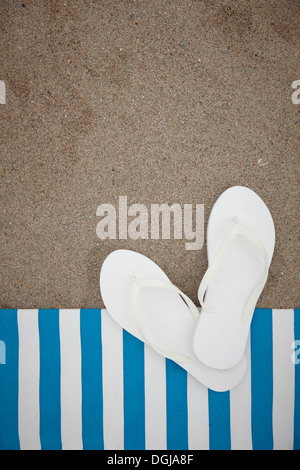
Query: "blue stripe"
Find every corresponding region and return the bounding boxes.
[123,330,145,450]
[166,359,188,450]
[0,309,20,450]
[251,308,273,450]
[80,309,104,450]
[294,309,300,450]
[208,389,231,450]
[39,309,62,450]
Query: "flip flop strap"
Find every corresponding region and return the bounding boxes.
[131,278,199,363]
[198,217,269,323]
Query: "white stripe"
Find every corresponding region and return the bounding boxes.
[144,345,167,449]
[230,338,252,450]
[101,310,124,450]
[187,374,209,450]
[18,309,41,450]
[59,309,83,450]
[272,309,295,450]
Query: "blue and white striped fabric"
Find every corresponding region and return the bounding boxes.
[0,308,299,450]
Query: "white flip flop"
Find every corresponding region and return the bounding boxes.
[193,186,275,370]
[100,249,247,392]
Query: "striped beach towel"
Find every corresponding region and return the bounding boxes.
[0,308,299,450]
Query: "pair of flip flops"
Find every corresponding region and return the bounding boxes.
[100,186,275,391]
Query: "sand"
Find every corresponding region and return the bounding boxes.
[0,0,299,308]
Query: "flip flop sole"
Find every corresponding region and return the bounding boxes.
[100,249,247,391]
[194,186,275,369]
